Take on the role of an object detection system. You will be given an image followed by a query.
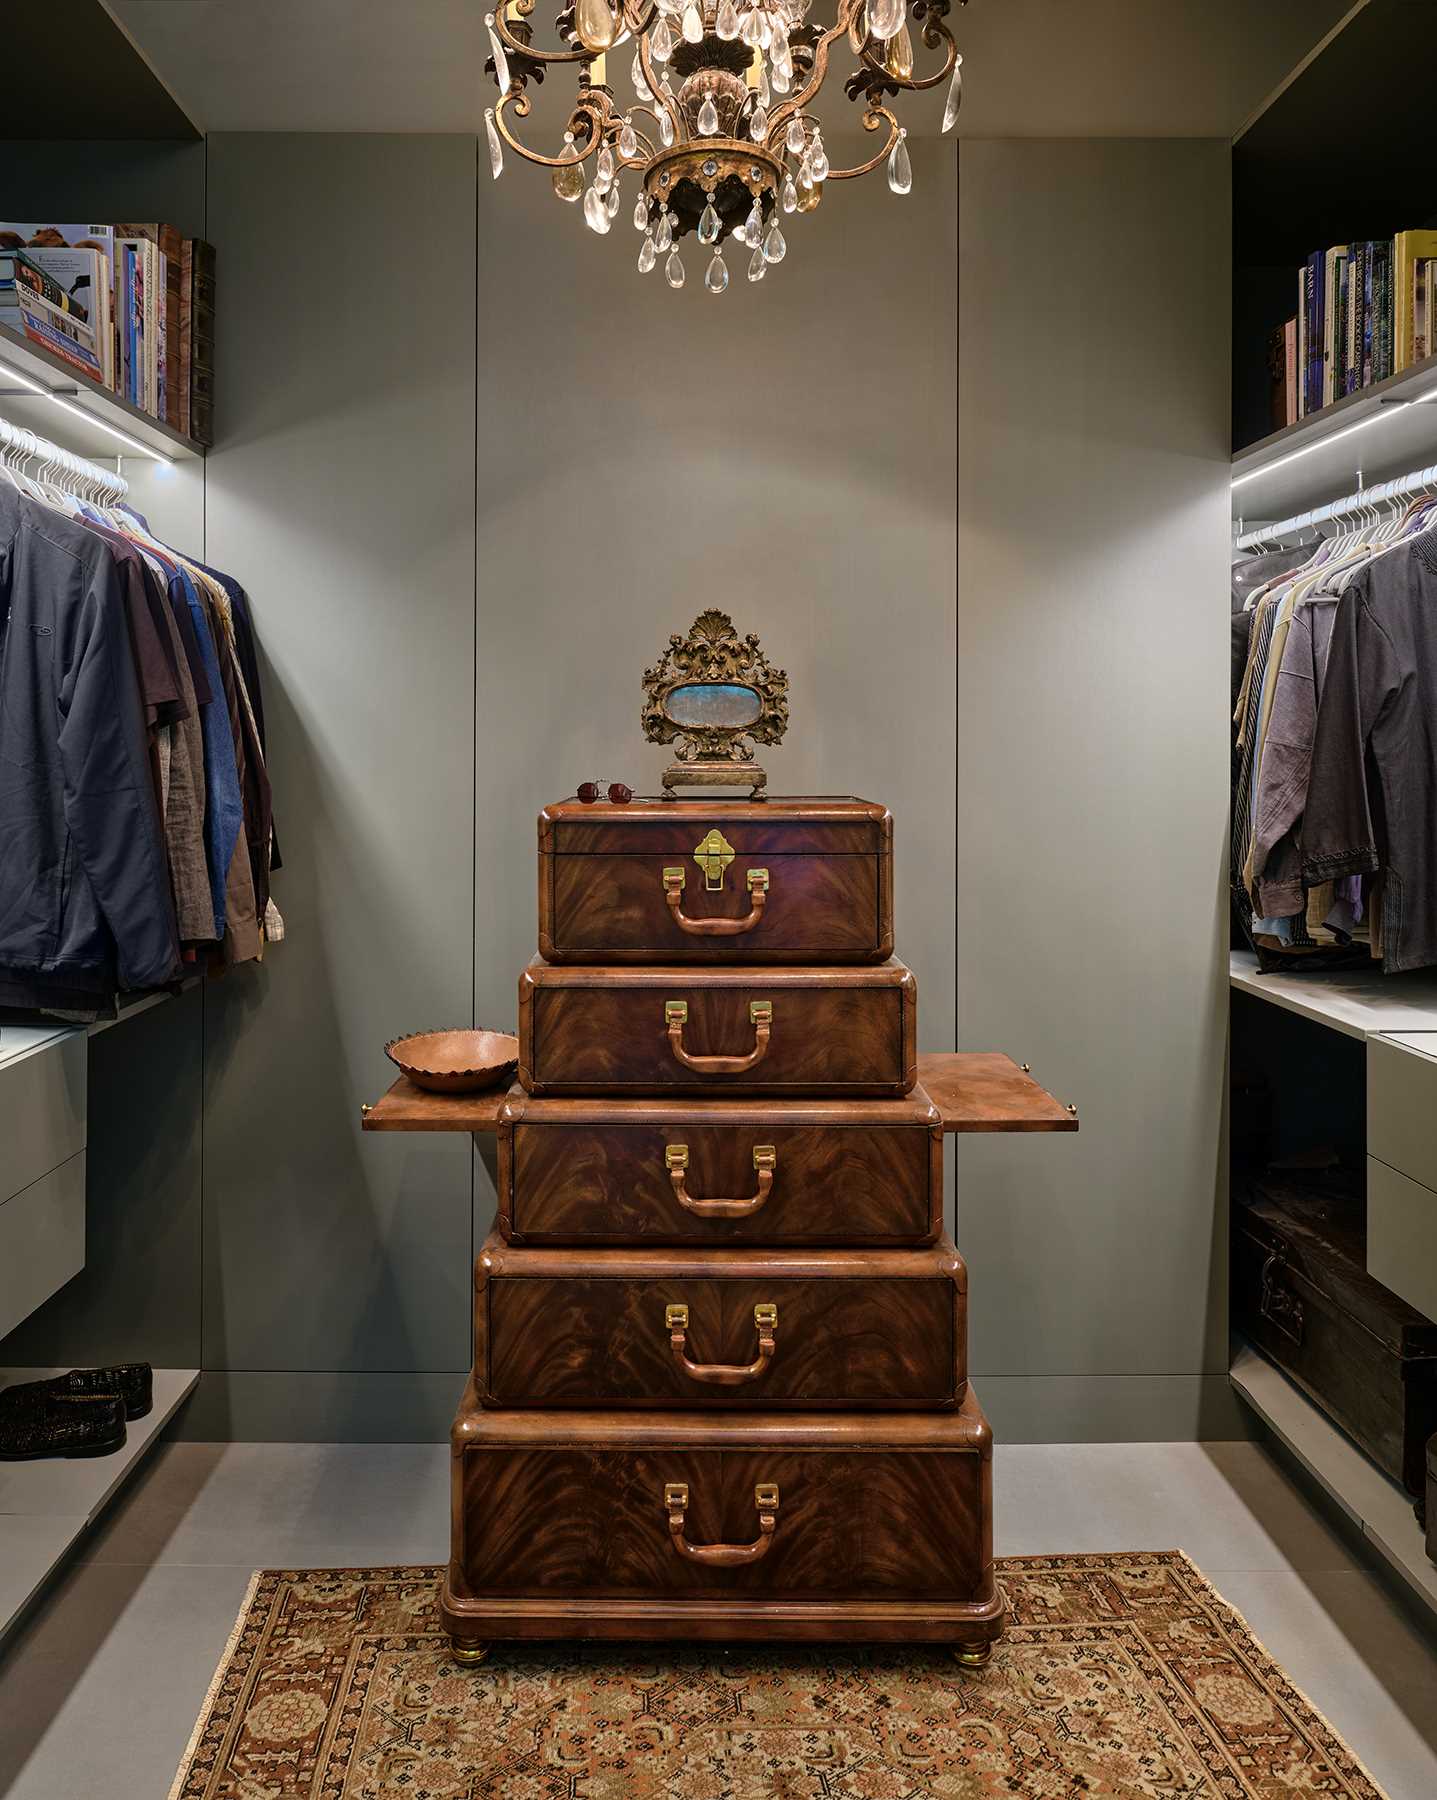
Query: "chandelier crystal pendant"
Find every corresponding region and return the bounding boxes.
[482,0,967,291]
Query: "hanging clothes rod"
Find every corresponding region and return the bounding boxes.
[0,414,129,504]
[1235,460,1437,552]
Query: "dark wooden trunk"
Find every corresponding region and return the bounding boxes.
[474,1232,965,1409]
[538,796,893,965]
[1234,1179,1437,1504]
[440,1388,1002,1644]
[518,957,918,1097]
[497,1089,944,1246]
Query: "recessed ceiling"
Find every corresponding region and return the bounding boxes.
[4,0,198,139]
[104,0,1353,138]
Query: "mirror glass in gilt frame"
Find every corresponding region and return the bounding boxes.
[642,610,789,798]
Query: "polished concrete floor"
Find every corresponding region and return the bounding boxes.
[0,1438,1434,1799]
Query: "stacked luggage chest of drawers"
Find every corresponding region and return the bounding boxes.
[435,797,1058,1664]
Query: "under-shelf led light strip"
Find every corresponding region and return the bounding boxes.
[1231,381,1437,492]
[0,358,175,463]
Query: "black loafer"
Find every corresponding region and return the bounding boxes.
[0,1363,153,1421]
[0,1396,126,1460]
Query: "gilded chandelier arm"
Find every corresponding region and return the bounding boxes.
[494,89,607,166]
[492,0,590,65]
[822,104,899,179]
[860,17,958,91]
[767,0,864,140]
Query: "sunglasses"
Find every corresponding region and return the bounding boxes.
[576,781,634,804]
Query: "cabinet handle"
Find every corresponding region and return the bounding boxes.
[1259,1247,1304,1345]
[664,999,772,1074]
[665,1301,778,1385]
[662,866,769,936]
[663,1480,779,1567]
[665,1143,776,1218]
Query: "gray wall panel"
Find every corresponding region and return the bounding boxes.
[473,139,958,1083]
[198,134,477,1381]
[956,140,1231,1417]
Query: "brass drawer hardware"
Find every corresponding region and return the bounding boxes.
[693,828,735,889]
[665,1298,779,1384]
[663,1476,781,1566]
[663,863,770,936]
[663,1141,778,1218]
[665,998,773,1074]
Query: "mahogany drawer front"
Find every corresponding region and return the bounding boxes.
[449,1397,993,1604]
[541,851,890,964]
[475,1236,965,1409]
[499,1094,944,1245]
[518,958,918,1098]
[539,795,891,859]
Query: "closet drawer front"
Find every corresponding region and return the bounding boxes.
[0,1034,86,1207]
[0,1151,85,1340]
[476,1237,964,1409]
[450,1401,992,1604]
[518,959,917,1098]
[542,854,888,964]
[1368,1033,1437,1195]
[500,1096,943,1245]
[1233,1211,1437,1499]
[1367,1157,1437,1323]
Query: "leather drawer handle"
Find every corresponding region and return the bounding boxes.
[665,999,772,1074]
[666,1301,778,1385]
[665,1143,776,1218]
[664,1480,779,1567]
[662,866,769,936]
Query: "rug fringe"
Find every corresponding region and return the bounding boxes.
[1169,1547,1390,1799]
[165,1568,265,1800]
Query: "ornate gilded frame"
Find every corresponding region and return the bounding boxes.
[642,609,789,797]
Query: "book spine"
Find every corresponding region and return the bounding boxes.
[1284,317,1298,426]
[1417,259,1431,364]
[155,245,167,422]
[1297,264,1309,418]
[1308,252,1325,414]
[1376,242,1394,381]
[178,239,194,437]
[188,238,216,447]
[14,287,104,383]
[160,225,183,431]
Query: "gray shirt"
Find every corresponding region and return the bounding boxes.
[1303,532,1437,973]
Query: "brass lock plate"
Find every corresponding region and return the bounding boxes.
[693,828,735,890]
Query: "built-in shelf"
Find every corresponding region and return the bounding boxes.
[0,978,199,1071]
[1231,351,1437,526]
[1231,1346,1437,1624]
[0,320,205,463]
[0,1366,199,1643]
[1230,949,1437,1041]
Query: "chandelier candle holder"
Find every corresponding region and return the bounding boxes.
[482,0,966,289]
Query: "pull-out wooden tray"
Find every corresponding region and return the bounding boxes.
[363,1052,1078,1136]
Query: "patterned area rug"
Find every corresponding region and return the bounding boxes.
[169,1552,1385,1799]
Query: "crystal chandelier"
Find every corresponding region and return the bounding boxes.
[481,0,965,290]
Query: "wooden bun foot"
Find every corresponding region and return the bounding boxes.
[448,1637,491,1668]
[954,1640,994,1669]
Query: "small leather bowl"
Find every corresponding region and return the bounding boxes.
[384,1028,519,1094]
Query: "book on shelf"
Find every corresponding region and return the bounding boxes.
[1271,229,1437,429]
[1416,258,1434,365]
[1394,229,1437,371]
[0,219,213,439]
[7,249,106,385]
